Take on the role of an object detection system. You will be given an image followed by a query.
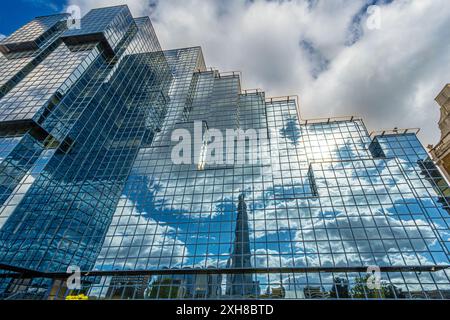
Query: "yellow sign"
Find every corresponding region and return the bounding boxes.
[66,294,89,300]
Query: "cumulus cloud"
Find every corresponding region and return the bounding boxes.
[67,0,450,145]
[95,197,188,270]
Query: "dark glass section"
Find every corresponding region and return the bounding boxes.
[368,137,386,158]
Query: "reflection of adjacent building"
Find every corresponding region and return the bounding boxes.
[261,285,286,298]
[145,194,260,299]
[106,275,151,299]
[303,286,330,299]
[330,277,349,298]
[226,194,260,298]
[429,84,450,181]
[147,270,222,299]
[418,158,450,213]
[75,275,150,300]
[408,290,450,299]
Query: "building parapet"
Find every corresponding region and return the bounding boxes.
[369,127,420,139]
[301,115,360,125]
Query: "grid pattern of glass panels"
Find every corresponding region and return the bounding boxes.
[61,5,135,55]
[0,16,69,98]
[0,43,97,122]
[0,6,170,277]
[0,5,448,300]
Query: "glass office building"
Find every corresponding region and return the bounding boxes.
[0,5,449,300]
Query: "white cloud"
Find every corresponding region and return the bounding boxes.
[68,0,154,16]
[0,34,5,41]
[67,0,450,145]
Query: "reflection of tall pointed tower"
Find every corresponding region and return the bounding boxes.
[232,194,252,268]
[226,194,260,297]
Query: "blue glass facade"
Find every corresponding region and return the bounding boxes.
[0,5,448,300]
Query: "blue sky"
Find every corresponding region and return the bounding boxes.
[1,0,449,146]
[0,0,64,35]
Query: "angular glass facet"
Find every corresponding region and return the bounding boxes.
[61,5,135,56]
[0,14,69,54]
